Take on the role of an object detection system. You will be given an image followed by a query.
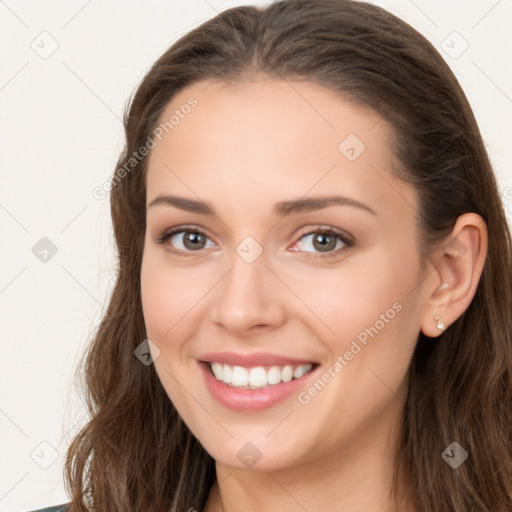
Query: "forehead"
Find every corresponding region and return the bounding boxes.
[145,78,415,221]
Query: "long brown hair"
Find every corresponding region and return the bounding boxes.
[64,1,512,510]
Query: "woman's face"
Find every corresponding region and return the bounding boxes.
[141,78,428,471]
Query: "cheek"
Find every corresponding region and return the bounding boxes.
[294,256,406,339]
[141,267,174,341]
[140,252,204,412]
[140,242,217,337]
[297,244,422,370]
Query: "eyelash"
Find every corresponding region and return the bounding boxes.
[155,224,354,258]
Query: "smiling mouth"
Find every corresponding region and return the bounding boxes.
[204,361,318,390]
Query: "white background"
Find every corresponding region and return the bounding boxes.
[1,1,511,510]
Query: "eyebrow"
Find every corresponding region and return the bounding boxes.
[147,194,377,217]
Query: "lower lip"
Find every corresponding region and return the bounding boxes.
[199,362,318,411]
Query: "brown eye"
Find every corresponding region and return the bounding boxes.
[311,232,338,252]
[157,227,216,254]
[180,230,207,250]
[292,228,353,256]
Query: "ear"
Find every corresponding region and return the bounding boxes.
[420,213,488,338]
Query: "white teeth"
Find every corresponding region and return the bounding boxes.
[211,362,223,380]
[267,366,282,385]
[249,367,267,387]
[281,365,293,382]
[223,364,232,384]
[232,366,249,387]
[293,365,308,378]
[208,362,313,389]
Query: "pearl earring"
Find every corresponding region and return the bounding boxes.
[435,317,445,331]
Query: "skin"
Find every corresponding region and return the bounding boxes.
[140,77,487,512]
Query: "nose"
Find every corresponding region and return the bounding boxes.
[209,249,286,337]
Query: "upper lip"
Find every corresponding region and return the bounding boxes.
[199,351,318,368]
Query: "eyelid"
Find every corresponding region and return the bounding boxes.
[295,225,353,243]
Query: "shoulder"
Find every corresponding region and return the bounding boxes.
[26,505,70,512]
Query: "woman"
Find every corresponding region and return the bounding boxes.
[30,0,512,510]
